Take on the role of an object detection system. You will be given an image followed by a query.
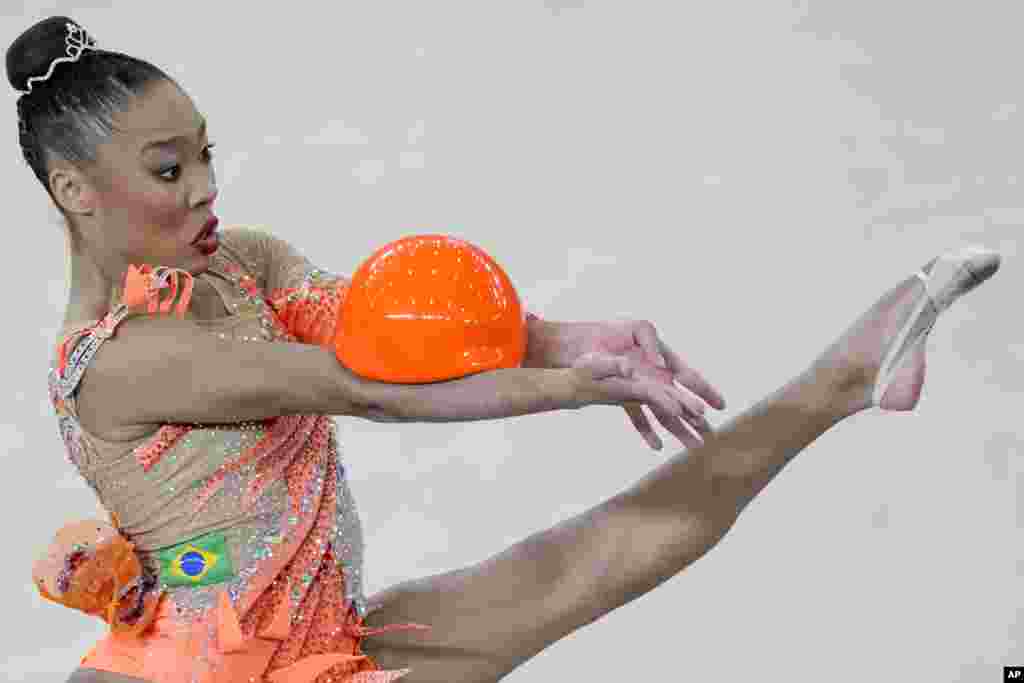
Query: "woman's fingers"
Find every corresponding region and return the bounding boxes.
[622,403,663,451]
[657,337,726,410]
[646,400,704,449]
[617,344,711,418]
[671,382,708,418]
[688,410,714,435]
[638,379,714,449]
[577,352,713,449]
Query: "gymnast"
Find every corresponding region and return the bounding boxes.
[11,16,1001,683]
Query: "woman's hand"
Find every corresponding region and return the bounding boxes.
[568,350,714,450]
[529,318,726,451]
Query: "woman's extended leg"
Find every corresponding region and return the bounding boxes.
[359,257,997,683]
[359,366,860,683]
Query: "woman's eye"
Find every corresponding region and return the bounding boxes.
[157,144,215,182]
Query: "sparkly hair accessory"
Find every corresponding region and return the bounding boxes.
[16,21,98,95]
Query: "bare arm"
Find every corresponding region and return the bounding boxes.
[81,314,686,430]
[357,367,574,423]
[81,313,579,428]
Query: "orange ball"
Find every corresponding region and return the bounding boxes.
[334,234,527,383]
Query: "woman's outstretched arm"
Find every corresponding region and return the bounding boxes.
[76,312,692,432]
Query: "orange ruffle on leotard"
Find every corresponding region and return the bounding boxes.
[77,545,430,682]
[121,263,195,317]
[32,517,163,638]
[268,275,346,349]
[56,264,196,378]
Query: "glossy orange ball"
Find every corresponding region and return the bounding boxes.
[334,234,527,383]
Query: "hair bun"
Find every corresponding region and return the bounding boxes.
[6,16,87,93]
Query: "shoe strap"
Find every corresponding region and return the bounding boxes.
[871,270,931,406]
[925,254,973,314]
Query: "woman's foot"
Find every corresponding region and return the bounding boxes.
[811,247,1001,416]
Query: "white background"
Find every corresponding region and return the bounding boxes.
[2,2,1021,681]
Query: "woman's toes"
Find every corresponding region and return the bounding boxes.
[964,250,1001,291]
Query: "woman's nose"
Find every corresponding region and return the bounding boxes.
[203,185,219,209]
[191,169,218,209]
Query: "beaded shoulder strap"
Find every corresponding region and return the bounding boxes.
[53,265,196,401]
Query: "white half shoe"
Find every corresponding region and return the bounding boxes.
[871,245,1002,409]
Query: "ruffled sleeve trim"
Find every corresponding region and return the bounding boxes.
[122,264,195,318]
[55,264,196,377]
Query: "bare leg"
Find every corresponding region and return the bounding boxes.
[591,364,860,612]
[360,262,993,682]
[359,359,860,682]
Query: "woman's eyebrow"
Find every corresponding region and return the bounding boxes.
[141,119,207,153]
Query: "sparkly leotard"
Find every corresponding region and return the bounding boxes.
[46,227,429,682]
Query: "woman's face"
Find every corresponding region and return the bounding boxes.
[76,78,219,276]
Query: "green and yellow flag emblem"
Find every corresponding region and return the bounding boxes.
[158,531,235,588]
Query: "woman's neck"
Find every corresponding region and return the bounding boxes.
[63,249,121,327]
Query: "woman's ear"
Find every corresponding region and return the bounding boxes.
[49,165,95,217]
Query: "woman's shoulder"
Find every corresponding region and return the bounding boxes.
[217,224,271,263]
[211,225,276,290]
[219,226,334,297]
[221,224,273,245]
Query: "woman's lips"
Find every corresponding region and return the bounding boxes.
[193,218,221,254]
[192,218,220,245]
[194,230,220,254]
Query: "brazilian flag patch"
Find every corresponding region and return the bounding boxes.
[158,531,235,588]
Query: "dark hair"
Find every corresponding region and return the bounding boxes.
[7,16,173,202]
